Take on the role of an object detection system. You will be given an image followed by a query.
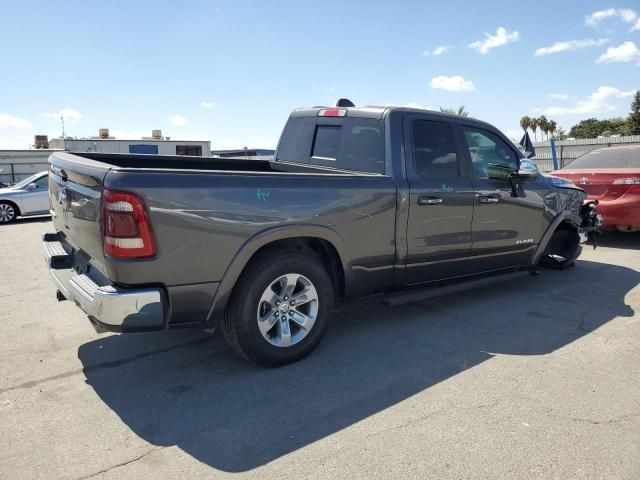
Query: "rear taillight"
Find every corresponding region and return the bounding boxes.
[612,178,640,186]
[611,178,640,195]
[102,189,156,259]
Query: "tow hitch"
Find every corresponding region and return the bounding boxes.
[579,199,602,249]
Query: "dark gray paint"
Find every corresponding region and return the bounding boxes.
[47,107,587,329]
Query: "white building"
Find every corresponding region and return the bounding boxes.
[48,129,210,156]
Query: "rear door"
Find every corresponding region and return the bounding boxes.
[20,174,49,214]
[459,124,546,271]
[403,115,475,284]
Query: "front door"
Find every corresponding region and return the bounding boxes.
[459,125,546,271]
[20,174,49,214]
[404,116,475,284]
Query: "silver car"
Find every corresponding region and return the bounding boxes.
[0,171,49,224]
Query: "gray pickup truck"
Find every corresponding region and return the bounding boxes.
[44,102,595,366]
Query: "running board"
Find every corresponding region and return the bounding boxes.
[383,271,530,307]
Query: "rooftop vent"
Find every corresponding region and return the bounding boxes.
[99,128,111,139]
[34,135,49,149]
[152,130,162,140]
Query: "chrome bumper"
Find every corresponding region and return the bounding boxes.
[43,233,165,332]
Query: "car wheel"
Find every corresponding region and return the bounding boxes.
[0,202,17,224]
[222,249,334,367]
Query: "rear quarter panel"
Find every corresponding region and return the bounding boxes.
[103,169,398,290]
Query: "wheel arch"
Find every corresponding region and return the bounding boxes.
[207,225,351,321]
[0,198,21,219]
[530,212,580,266]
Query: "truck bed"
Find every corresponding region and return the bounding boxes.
[61,152,378,176]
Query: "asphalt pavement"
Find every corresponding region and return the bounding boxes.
[1,217,638,479]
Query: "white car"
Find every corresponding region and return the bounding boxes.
[0,171,49,224]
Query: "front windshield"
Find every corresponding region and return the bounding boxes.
[12,173,44,189]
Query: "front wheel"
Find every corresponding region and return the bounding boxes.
[221,250,334,367]
[0,202,17,224]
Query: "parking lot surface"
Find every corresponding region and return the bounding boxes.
[1,218,639,479]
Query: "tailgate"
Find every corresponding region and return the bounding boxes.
[48,152,109,268]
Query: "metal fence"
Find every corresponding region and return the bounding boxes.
[0,162,49,185]
[531,135,640,172]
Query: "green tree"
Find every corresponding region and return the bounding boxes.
[538,116,549,140]
[548,120,557,139]
[530,117,539,141]
[439,105,470,116]
[554,126,568,140]
[519,115,531,134]
[628,90,640,135]
[569,117,630,138]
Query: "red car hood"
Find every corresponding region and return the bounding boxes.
[550,168,640,200]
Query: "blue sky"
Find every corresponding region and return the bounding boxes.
[1,0,639,149]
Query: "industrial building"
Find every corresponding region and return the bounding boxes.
[1,130,211,184]
[48,129,211,156]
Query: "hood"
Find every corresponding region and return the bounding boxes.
[0,186,21,195]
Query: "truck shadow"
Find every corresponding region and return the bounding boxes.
[596,231,640,251]
[78,259,638,473]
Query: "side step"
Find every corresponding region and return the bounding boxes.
[383,271,530,307]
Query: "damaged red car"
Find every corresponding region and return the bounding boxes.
[552,144,640,232]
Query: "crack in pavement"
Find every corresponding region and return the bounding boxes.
[0,336,215,395]
[75,447,162,480]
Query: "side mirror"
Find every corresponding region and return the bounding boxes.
[518,159,538,177]
[27,183,37,190]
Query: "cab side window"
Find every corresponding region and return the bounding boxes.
[461,126,518,179]
[411,120,459,179]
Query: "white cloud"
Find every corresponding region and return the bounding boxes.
[423,45,452,56]
[533,86,636,116]
[468,27,519,54]
[0,113,32,129]
[201,101,218,108]
[39,107,82,122]
[429,75,475,92]
[596,41,640,65]
[633,18,640,31]
[586,8,637,29]
[170,115,188,126]
[534,38,609,57]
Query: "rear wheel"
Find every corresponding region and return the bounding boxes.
[0,202,17,224]
[221,250,334,367]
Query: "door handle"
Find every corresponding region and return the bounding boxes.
[418,196,443,205]
[477,195,499,204]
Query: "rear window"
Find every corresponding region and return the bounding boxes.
[276,117,385,174]
[412,120,459,178]
[563,147,640,169]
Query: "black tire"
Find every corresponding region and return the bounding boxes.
[539,228,581,268]
[221,249,334,367]
[0,201,18,224]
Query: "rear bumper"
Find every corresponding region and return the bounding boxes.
[590,196,640,228]
[43,233,165,332]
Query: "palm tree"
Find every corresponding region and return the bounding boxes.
[530,117,539,141]
[439,105,470,117]
[538,116,549,140]
[519,116,531,134]
[548,120,557,139]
